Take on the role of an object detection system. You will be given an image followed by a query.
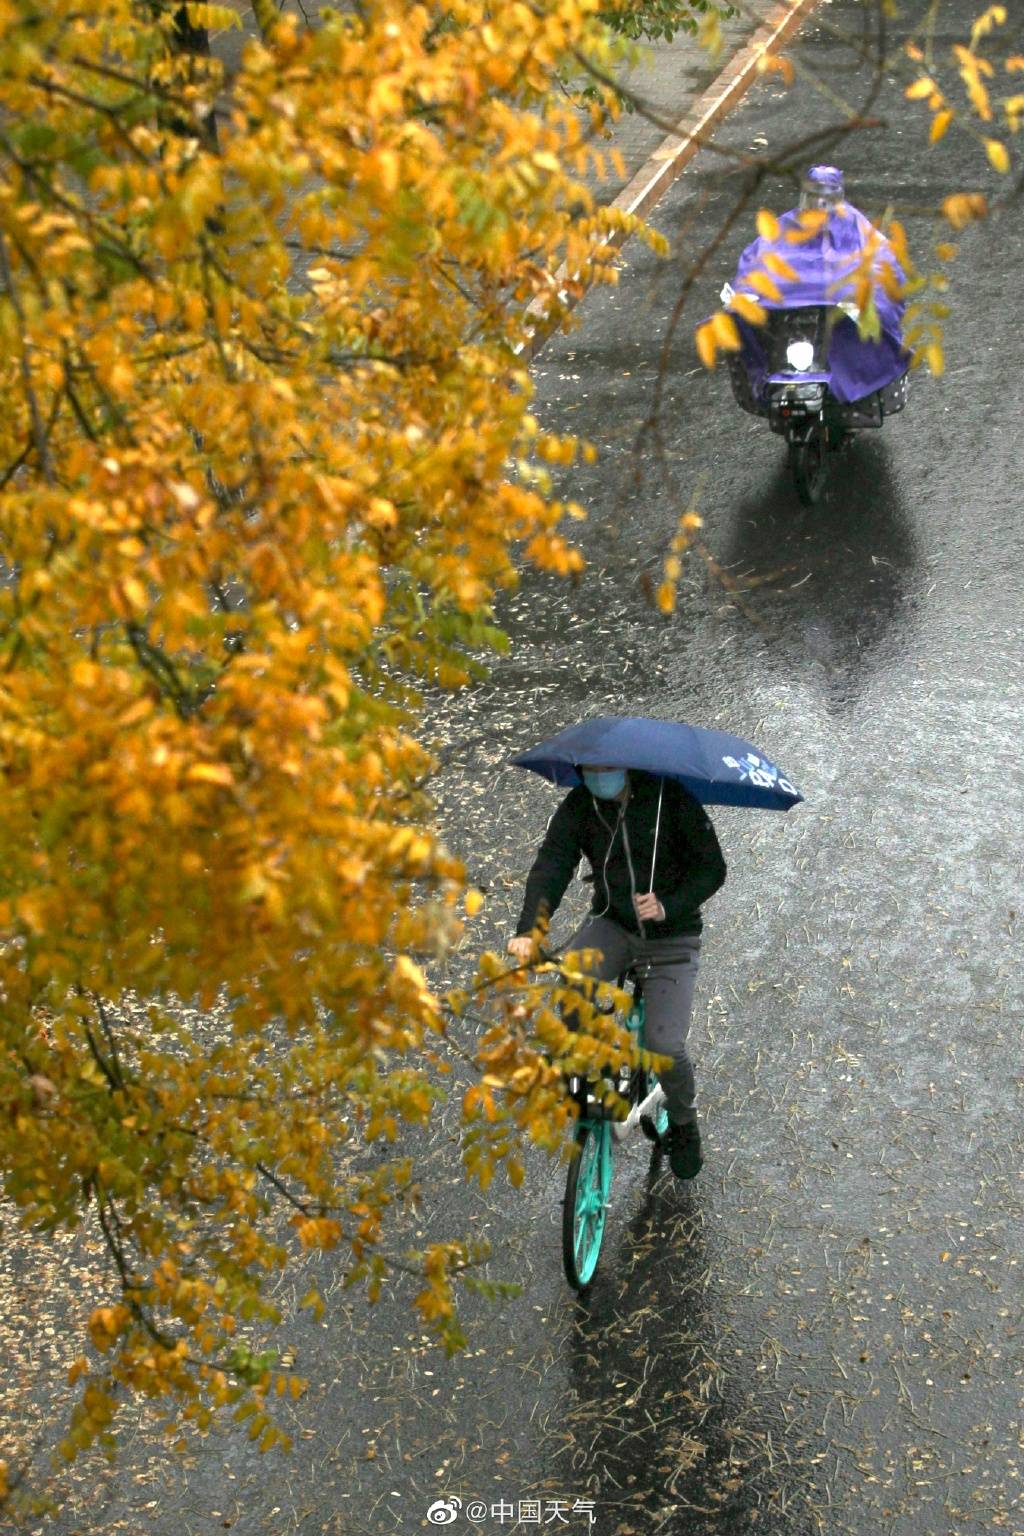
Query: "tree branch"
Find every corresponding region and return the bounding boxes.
[0,230,55,484]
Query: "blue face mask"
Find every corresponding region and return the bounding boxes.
[582,768,627,800]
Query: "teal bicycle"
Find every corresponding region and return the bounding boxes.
[561,968,669,1291]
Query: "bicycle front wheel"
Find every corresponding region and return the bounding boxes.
[562,1122,611,1290]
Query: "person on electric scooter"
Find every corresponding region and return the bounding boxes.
[720,164,910,501]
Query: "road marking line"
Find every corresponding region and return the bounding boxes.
[523,0,821,360]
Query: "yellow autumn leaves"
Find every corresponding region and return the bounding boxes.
[694,208,821,369]
[903,5,1017,173]
[0,0,666,1486]
[695,309,741,368]
[655,508,704,617]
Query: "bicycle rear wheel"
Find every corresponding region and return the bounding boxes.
[562,1121,611,1290]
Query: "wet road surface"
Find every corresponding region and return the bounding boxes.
[26,0,1024,1532]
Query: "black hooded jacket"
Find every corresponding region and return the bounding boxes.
[515,772,726,939]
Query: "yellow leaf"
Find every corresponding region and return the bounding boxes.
[185,3,242,29]
[394,953,433,998]
[746,270,784,302]
[16,892,47,933]
[698,10,723,61]
[763,251,799,282]
[906,77,936,100]
[122,576,148,613]
[786,209,828,242]
[710,311,741,351]
[925,342,944,376]
[941,192,988,228]
[984,137,1010,172]
[183,291,205,330]
[729,293,766,325]
[695,321,717,368]
[971,4,1006,49]
[464,888,485,916]
[186,763,235,787]
[930,108,953,142]
[761,54,794,85]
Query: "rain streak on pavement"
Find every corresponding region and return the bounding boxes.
[21,1,1024,1533]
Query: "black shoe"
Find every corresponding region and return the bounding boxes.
[661,1119,702,1180]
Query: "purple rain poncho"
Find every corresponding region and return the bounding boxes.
[730,202,909,405]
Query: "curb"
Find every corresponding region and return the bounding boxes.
[524,0,821,360]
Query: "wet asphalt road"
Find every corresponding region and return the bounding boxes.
[34,1,1024,1533]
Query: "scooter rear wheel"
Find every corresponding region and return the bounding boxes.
[790,424,828,505]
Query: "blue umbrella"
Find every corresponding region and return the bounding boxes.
[510,716,802,811]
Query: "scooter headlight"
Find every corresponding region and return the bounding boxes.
[786,339,815,372]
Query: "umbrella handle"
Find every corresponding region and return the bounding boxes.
[649,779,663,892]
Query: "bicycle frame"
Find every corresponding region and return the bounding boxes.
[611,995,668,1143]
[562,982,668,1290]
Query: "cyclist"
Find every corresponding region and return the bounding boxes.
[507,765,726,1180]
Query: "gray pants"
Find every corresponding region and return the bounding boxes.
[562,915,701,1127]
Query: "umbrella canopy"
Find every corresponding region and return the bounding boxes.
[510,716,802,811]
